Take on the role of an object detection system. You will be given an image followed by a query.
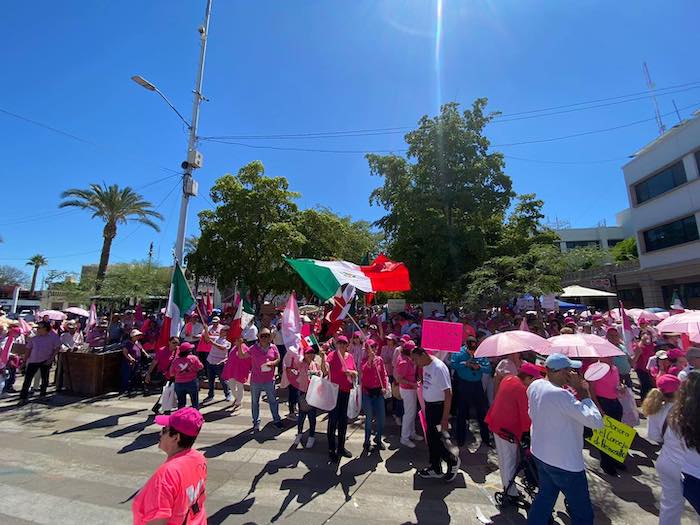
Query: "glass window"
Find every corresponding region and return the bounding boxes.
[643,215,699,252]
[565,240,600,249]
[606,239,624,248]
[634,161,687,204]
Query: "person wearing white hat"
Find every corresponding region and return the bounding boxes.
[57,320,84,391]
[120,329,147,394]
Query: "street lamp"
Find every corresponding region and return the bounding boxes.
[131,0,213,265]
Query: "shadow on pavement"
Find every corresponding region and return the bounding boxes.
[117,430,161,454]
[49,409,144,435]
[200,421,292,459]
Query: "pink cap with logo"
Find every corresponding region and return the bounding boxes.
[155,407,204,437]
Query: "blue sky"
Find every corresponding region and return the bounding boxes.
[2,0,699,285]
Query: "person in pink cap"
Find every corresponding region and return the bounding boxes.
[642,373,680,443]
[360,339,388,451]
[668,348,688,377]
[168,342,203,409]
[132,407,207,524]
[349,331,365,373]
[291,346,321,449]
[395,340,421,448]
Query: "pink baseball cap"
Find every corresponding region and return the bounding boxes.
[155,407,204,437]
[366,338,377,347]
[402,340,416,351]
[563,316,576,325]
[385,333,398,340]
[519,362,544,378]
[353,331,362,338]
[303,346,316,355]
[179,342,195,352]
[667,348,684,360]
[336,335,349,343]
[400,334,412,342]
[656,374,681,394]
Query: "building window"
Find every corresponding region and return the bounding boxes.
[618,288,643,308]
[634,161,687,204]
[607,239,624,248]
[565,240,601,250]
[643,215,699,252]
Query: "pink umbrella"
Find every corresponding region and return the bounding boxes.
[656,311,671,320]
[541,333,625,358]
[656,311,700,340]
[36,309,67,321]
[627,308,661,323]
[64,306,90,317]
[475,330,551,358]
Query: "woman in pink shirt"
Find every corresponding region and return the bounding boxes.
[221,336,251,408]
[395,340,421,448]
[291,347,321,449]
[168,342,204,409]
[320,335,357,462]
[589,358,625,476]
[632,330,656,401]
[361,339,389,451]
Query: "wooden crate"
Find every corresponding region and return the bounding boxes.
[61,351,122,396]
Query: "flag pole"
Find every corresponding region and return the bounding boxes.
[330,296,367,341]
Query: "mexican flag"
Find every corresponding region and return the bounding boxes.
[284,253,410,302]
[159,262,196,346]
[300,333,319,353]
[326,284,356,323]
[670,290,684,311]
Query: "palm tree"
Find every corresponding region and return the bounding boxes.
[26,254,47,295]
[59,183,163,290]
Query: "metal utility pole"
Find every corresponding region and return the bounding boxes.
[643,62,666,136]
[175,0,213,264]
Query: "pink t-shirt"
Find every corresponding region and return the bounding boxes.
[361,356,388,393]
[221,344,251,384]
[327,350,356,393]
[132,448,207,525]
[394,354,417,390]
[249,343,279,384]
[292,359,320,393]
[591,365,620,400]
[169,355,203,383]
[154,346,175,375]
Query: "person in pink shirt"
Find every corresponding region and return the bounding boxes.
[291,346,321,449]
[632,330,656,401]
[395,340,422,448]
[589,358,625,476]
[132,407,207,524]
[238,327,282,431]
[221,336,251,409]
[361,339,389,451]
[168,342,203,409]
[320,335,357,462]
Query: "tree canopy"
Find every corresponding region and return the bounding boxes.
[0,265,30,288]
[611,237,638,261]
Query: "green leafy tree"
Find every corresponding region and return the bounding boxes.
[368,100,512,300]
[561,246,610,272]
[611,237,638,261]
[26,254,48,295]
[0,265,30,287]
[59,183,163,290]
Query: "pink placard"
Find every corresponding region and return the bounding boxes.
[421,319,463,353]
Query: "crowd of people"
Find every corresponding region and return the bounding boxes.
[2,303,700,524]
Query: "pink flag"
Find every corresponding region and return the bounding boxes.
[519,317,529,332]
[206,289,213,315]
[85,303,97,335]
[134,304,144,322]
[18,318,32,336]
[0,327,20,368]
[619,301,634,353]
[281,292,302,357]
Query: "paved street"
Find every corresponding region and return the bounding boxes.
[0,385,697,525]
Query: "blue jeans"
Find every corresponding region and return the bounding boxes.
[683,473,700,514]
[362,393,386,444]
[174,379,199,409]
[297,395,317,436]
[528,457,594,525]
[250,381,280,426]
[206,362,230,398]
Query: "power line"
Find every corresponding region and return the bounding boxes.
[202,138,407,154]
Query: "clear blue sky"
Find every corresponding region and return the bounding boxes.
[2,1,699,286]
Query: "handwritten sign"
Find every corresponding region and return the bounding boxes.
[421,320,463,353]
[585,415,637,463]
[387,299,406,313]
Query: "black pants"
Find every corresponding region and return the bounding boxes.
[20,362,50,400]
[455,378,490,445]
[425,401,458,473]
[598,396,623,473]
[636,369,654,402]
[328,390,350,454]
[288,384,299,412]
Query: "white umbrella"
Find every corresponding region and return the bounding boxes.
[36,310,67,321]
[541,334,625,358]
[64,306,90,317]
[475,330,551,358]
[656,311,700,340]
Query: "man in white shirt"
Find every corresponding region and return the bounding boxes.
[527,353,603,525]
[202,325,232,403]
[242,319,259,346]
[411,347,461,482]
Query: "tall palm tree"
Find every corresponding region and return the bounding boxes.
[59,183,163,290]
[26,254,48,295]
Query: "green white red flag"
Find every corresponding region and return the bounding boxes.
[158,262,196,346]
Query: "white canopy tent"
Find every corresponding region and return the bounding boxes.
[559,285,616,298]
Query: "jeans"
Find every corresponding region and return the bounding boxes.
[174,379,199,409]
[297,394,317,436]
[425,401,458,473]
[328,390,350,454]
[206,362,230,398]
[250,381,281,426]
[288,384,299,412]
[636,369,654,402]
[20,362,50,399]
[400,387,418,440]
[120,359,140,392]
[683,473,700,514]
[362,392,386,444]
[598,396,623,473]
[528,457,594,525]
[455,378,490,445]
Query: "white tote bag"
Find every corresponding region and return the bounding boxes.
[347,380,362,419]
[306,375,339,412]
[160,382,178,412]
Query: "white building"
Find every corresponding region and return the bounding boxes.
[554,225,629,252]
[616,111,700,308]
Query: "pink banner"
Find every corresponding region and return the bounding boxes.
[421,320,463,353]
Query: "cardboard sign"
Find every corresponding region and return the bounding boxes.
[387,299,406,313]
[421,320,463,353]
[586,415,637,463]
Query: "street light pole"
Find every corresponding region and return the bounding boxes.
[175,0,213,265]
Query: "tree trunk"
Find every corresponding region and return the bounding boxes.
[95,222,117,292]
[29,265,39,295]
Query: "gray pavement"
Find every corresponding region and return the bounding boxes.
[0,383,697,524]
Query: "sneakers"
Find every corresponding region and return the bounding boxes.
[293,433,303,446]
[363,441,371,451]
[374,440,386,451]
[329,451,339,463]
[400,438,416,448]
[306,437,315,449]
[203,395,214,403]
[393,415,401,425]
[444,457,461,482]
[418,467,443,479]
[252,423,260,432]
[411,434,424,442]
[225,394,233,402]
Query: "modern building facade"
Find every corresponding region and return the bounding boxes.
[554,225,629,252]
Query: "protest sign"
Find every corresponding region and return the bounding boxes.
[387,299,406,313]
[585,415,637,463]
[421,319,463,353]
[422,302,444,317]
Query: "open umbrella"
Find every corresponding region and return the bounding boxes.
[64,306,89,317]
[656,311,700,341]
[36,310,67,321]
[475,330,551,358]
[627,308,661,323]
[541,333,625,358]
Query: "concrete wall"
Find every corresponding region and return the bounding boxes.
[554,225,629,252]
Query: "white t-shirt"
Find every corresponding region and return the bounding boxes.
[527,378,603,472]
[645,402,673,443]
[242,323,258,342]
[660,426,700,479]
[421,357,452,402]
